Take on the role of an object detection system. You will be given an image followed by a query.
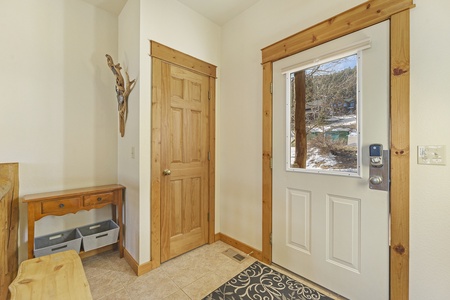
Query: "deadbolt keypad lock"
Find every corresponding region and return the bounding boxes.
[369,144,383,167]
[369,145,389,191]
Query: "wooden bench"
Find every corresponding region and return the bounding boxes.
[9,250,92,300]
[0,163,18,300]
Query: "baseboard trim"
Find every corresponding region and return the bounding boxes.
[124,248,153,276]
[124,234,263,276]
[217,233,263,261]
[123,248,139,274]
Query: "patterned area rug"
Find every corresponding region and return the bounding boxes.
[203,261,334,300]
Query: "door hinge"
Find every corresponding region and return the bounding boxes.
[208,151,211,161]
[207,212,210,222]
[208,90,211,100]
[270,158,273,169]
[270,232,272,245]
[270,82,273,94]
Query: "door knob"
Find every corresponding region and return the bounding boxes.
[163,169,171,176]
[369,175,383,185]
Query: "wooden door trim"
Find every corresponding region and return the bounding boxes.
[151,41,217,78]
[261,0,415,64]
[150,41,217,268]
[261,1,414,299]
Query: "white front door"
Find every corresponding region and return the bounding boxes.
[272,21,390,300]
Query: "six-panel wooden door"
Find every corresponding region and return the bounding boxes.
[160,62,210,262]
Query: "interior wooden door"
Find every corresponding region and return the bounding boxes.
[160,62,210,262]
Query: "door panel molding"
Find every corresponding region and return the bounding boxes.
[150,41,216,268]
[261,1,414,299]
[326,194,361,273]
[286,188,311,254]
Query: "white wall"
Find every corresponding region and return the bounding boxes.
[0,0,119,262]
[118,0,141,263]
[410,0,450,298]
[117,0,222,263]
[220,0,450,298]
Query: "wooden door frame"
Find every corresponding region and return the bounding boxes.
[261,1,414,299]
[150,41,217,269]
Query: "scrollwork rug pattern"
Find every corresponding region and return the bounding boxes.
[203,261,334,300]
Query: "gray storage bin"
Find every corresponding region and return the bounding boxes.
[34,228,82,257]
[78,220,119,252]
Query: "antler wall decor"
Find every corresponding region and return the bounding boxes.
[106,54,136,137]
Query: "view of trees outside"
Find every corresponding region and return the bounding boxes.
[289,54,358,173]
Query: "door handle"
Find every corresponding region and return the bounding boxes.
[163,169,171,176]
[369,176,383,185]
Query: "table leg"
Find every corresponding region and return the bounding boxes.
[117,190,124,258]
[27,204,35,259]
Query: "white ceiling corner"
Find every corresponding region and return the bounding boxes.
[176,0,261,25]
[81,0,128,16]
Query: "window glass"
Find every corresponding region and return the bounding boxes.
[287,53,359,175]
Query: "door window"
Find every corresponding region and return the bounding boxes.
[285,53,360,176]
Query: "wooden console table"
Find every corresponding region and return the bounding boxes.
[23,184,125,259]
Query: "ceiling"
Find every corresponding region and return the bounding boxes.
[82,0,261,25]
[81,0,128,16]
[176,0,261,25]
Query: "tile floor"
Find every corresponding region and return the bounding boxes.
[82,241,344,300]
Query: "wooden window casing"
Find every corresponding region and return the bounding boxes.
[261,1,414,299]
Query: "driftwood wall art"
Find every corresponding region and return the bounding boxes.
[106,54,136,137]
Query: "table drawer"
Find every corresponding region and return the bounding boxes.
[41,197,81,214]
[83,192,113,207]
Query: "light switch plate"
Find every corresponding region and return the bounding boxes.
[417,145,446,165]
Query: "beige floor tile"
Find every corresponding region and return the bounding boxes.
[207,240,230,252]
[182,271,229,299]
[163,289,191,300]
[192,241,229,255]
[87,270,126,300]
[97,288,132,300]
[213,254,256,278]
[165,263,213,288]
[160,245,229,288]
[125,267,180,299]
[83,256,110,279]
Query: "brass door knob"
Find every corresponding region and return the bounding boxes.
[163,169,171,176]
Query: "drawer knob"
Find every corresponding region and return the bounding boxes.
[97,197,102,202]
[59,203,65,208]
